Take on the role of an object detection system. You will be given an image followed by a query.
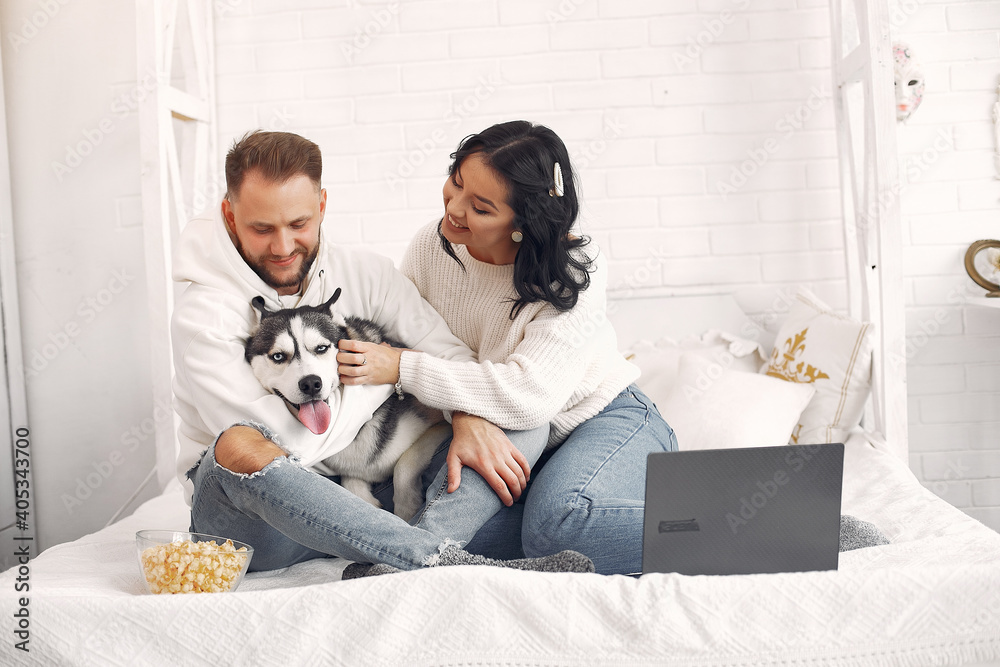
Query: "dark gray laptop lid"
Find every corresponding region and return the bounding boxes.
[642,443,844,576]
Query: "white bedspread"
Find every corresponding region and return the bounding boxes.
[3,433,1000,667]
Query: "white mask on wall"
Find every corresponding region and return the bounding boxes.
[893,42,924,123]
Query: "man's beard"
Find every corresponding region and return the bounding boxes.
[235,237,320,292]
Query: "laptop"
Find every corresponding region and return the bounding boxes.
[642,443,844,576]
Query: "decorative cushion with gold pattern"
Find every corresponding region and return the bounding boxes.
[762,286,874,445]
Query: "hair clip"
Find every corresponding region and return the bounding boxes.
[549,162,564,198]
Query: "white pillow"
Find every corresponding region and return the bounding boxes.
[761,286,874,445]
[659,353,816,451]
[626,338,686,411]
[626,330,767,410]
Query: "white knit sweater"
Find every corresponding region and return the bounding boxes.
[398,221,640,448]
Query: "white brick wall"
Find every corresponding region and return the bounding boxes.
[893,0,1000,534]
[211,0,1000,532]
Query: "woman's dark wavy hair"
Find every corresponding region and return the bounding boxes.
[439,120,593,319]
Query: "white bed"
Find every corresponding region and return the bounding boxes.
[3,393,1000,667]
[2,291,1000,667]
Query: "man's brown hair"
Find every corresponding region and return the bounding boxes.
[225,130,322,200]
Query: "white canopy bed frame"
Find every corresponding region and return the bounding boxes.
[130,0,909,470]
[830,0,907,461]
[2,1,999,666]
[136,0,217,495]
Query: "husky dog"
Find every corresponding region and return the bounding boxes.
[244,288,443,520]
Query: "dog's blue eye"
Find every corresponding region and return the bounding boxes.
[270,352,286,363]
[315,345,329,354]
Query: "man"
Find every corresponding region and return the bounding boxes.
[172,130,592,575]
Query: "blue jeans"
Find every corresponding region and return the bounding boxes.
[188,421,550,572]
[462,384,678,575]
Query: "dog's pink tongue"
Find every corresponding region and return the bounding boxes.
[297,400,331,435]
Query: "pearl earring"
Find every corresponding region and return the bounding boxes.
[511,230,523,243]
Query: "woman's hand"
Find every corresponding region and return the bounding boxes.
[337,339,404,386]
[448,412,530,507]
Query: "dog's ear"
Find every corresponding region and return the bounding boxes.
[320,288,348,327]
[322,288,342,314]
[249,296,269,332]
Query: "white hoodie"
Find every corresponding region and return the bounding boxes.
[171,208,477,503]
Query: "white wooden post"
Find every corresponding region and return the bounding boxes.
[136,0,217,492]
[830,0,908,460]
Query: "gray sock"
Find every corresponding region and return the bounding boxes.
[839,514,890,552]
[432,545,596,573]
[342,562,402,579]
[342,562,379,580]
[342,546,595,579]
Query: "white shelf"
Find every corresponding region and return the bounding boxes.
[971,296,1000,308]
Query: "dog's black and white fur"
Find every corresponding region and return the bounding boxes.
[244,288,442,520]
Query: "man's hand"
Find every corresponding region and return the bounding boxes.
[448,412,530,506]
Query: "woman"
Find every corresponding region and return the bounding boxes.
[340,120,678,575]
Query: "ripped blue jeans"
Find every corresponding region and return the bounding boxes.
[188,421,550,572]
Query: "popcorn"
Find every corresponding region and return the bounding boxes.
[140,538,249,594]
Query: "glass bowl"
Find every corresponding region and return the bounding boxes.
[136,530,253,594]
